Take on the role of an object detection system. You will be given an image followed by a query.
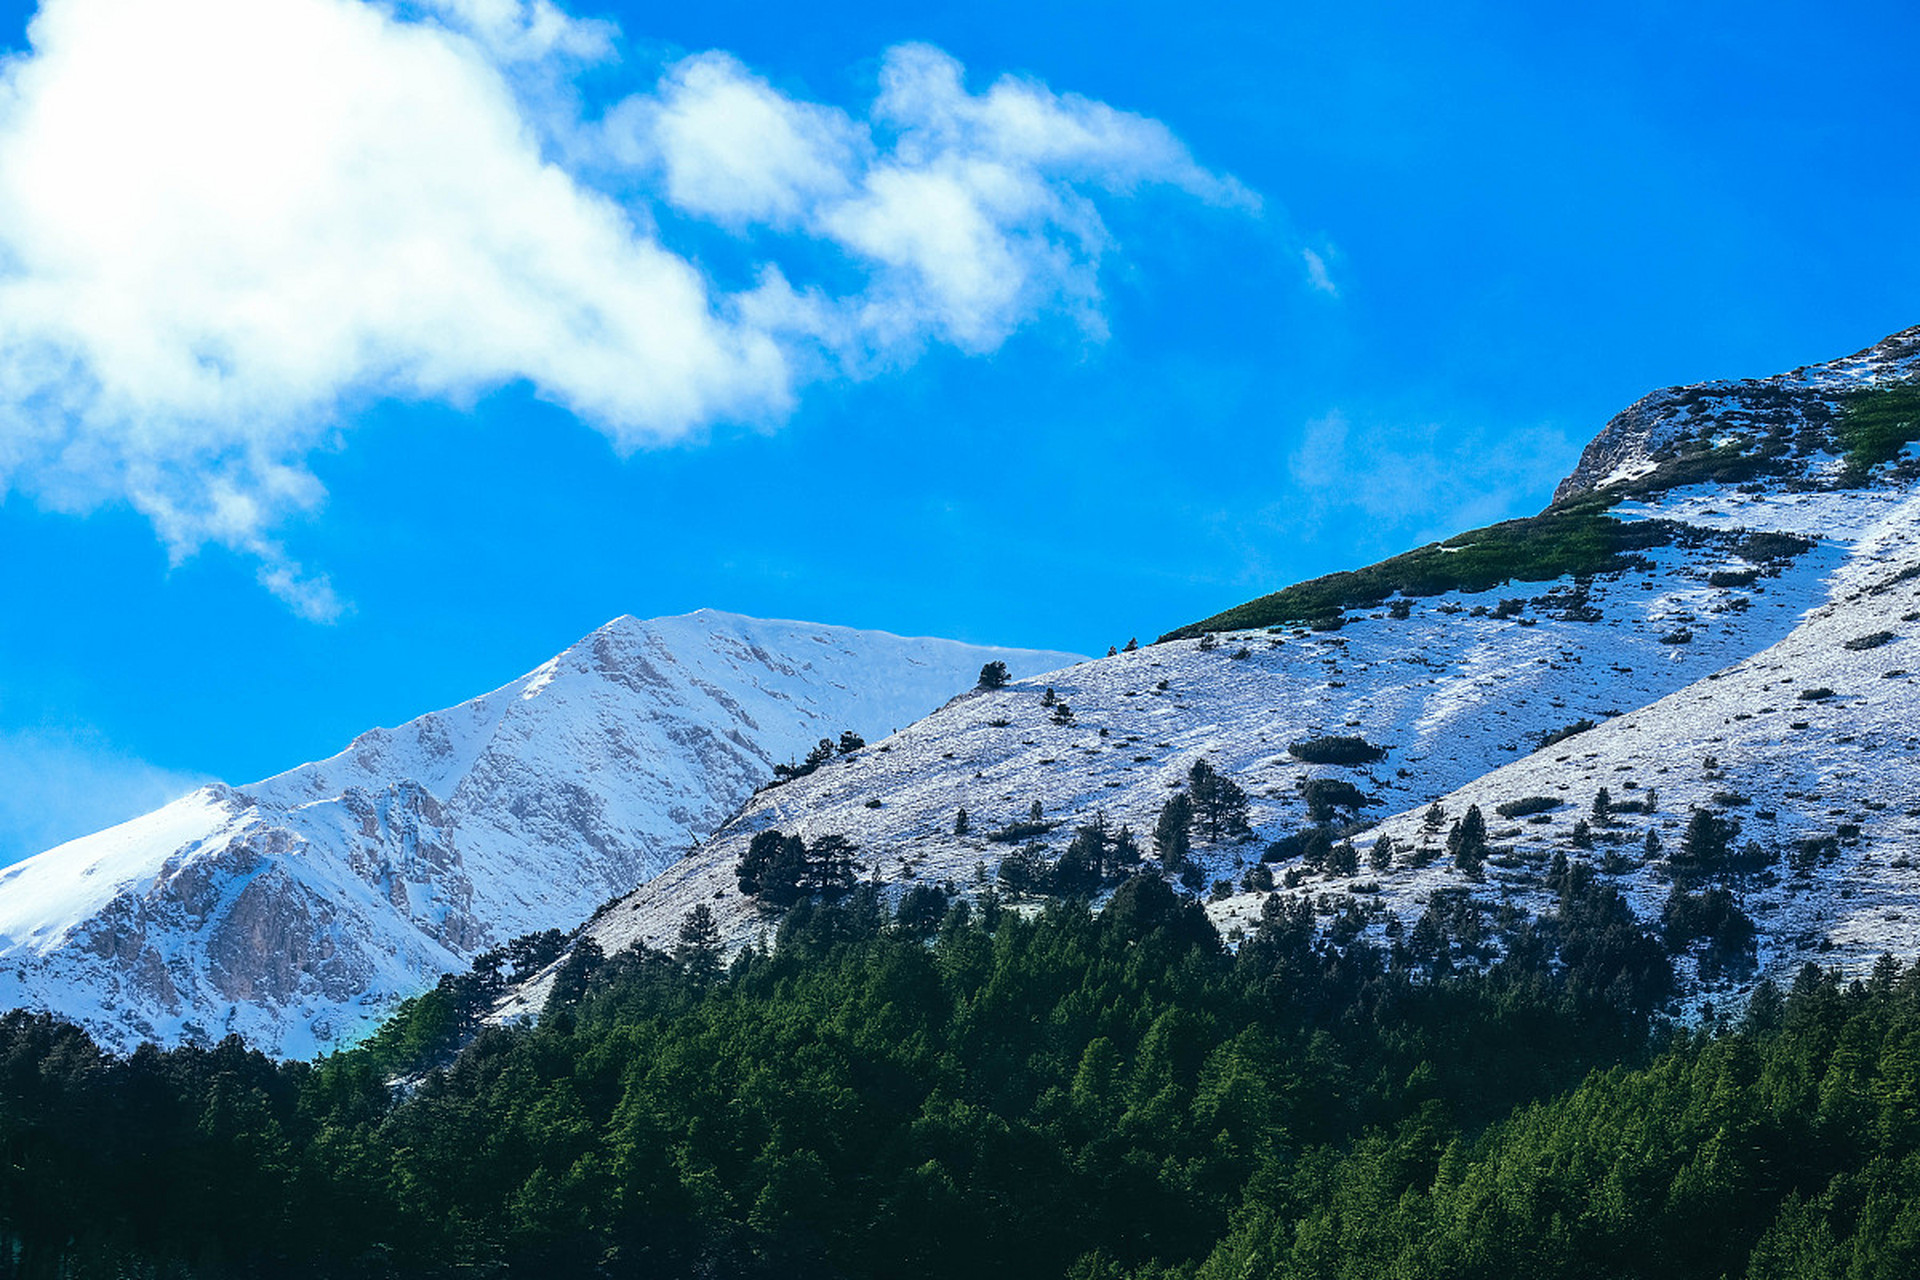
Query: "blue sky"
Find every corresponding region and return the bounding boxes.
[0,0,1915,862]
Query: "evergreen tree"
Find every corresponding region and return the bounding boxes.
[1188,759,1250,841]
[1448,804,1488,877]
[954,807,969,837]
[1592,786,1613,823]
[1122,637,1139,652]
[1369,835,1395,871]
[804,834,861,894]
[893,884,950,937]
[738,828,783,897]
[977,660,1010,689]
[1154,793,1193,871]
[1674,807,1740,879]
[837,729,866,756]
[674,904,723,985]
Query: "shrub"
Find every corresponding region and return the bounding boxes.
[1299,777,1377,823]
[1836,382,1920,472]
[1537,718,1597,750]
[1287,734,1386,765]
[987,819,1057,844]
[1495,796,1561,818]
[1736,531,1815,564]
[1159,494,1667,639]
[1798,686,1836,701]
[1844,631,1896,651]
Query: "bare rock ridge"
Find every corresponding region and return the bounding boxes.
[1554,324,1920,502]
[503,324,1920,1023]
[0,610,1083,1056]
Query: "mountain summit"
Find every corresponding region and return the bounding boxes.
[0,611,1082,1055]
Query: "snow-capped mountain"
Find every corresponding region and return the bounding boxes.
[0,611,1083,1056]
[504,326,1920,1020]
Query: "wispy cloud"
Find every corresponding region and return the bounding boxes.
[0,728,207,866]
[1300,247,1338,297]
[1284,409,1581,550]
[0,0,1272,617]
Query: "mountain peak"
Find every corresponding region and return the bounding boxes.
[1554,322,1920,503]
[0,613,1082,1056]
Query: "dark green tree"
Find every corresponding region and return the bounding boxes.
[1155,793,1193,872]
[1188,760,1250,842]
[1448,804,1488,877]
[674,904,723,985]
[804,833,862,894]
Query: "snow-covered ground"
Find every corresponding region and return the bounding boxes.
[0,611,1081,1056]
[505,325,1920,1023]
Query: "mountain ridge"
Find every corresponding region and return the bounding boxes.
[0,609,1083,1055]
[502,323,1920,1023]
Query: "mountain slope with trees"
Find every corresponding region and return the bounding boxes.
[507,325,1920,1030]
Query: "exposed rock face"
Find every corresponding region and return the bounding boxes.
[1554,325,1920,502]
[0,611,1082,1056]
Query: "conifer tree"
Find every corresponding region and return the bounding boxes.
[804,834,861,894]
[1155,793,1193,872]
[1188,760,1250,841]
[1448,804,1488,877]
[674,904,723,985]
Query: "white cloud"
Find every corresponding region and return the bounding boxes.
[1286,409,1581,546]
[0,0,1261,616]
[629,43,1259,355]
[0,728,207,867]
[1300,246,1337,297]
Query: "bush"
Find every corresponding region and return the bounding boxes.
[1537,718,1597,750]
[1495,796,1561,818]
[1836,382,1920,472]
[1844,631,1896,651]
[1287,734,1386,765]
[1299,777,1377,823]
[1160,494,1667,639]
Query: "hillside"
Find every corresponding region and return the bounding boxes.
[504,325,1920,1020]
[0,611,1080,1055]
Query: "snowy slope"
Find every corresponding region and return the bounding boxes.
[0,611,1081,1055]
[504,325,1920,1020]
